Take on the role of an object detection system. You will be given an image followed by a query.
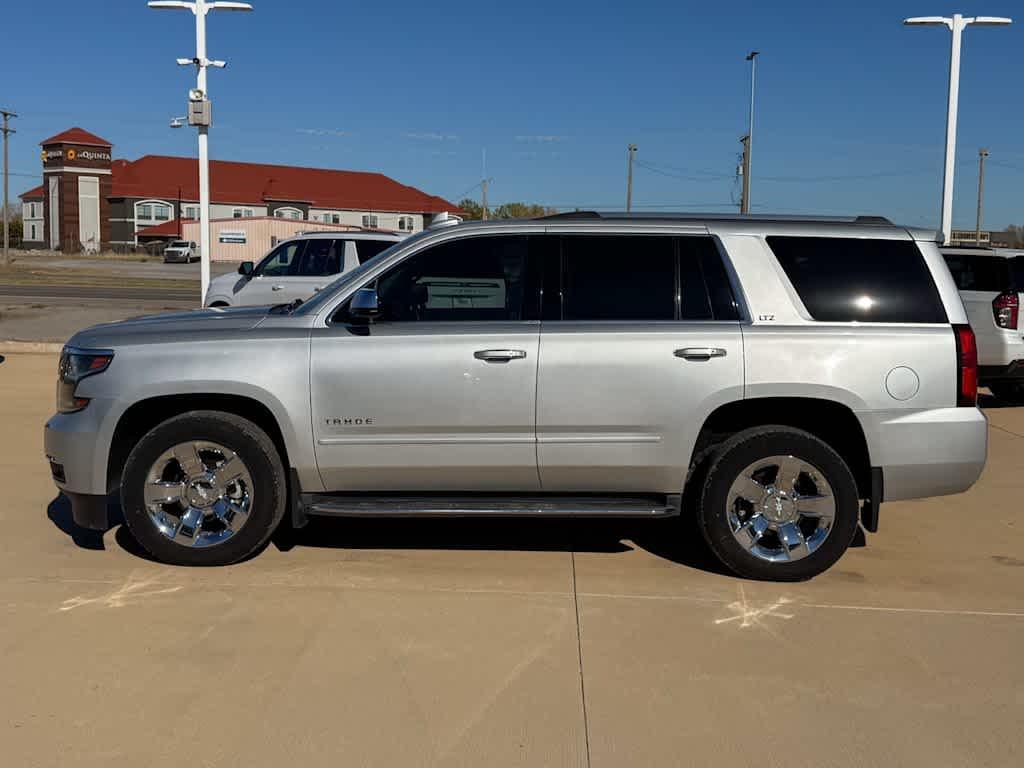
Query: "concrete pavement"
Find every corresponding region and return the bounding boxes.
[1,353,1022,767]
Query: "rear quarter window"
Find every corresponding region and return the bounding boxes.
[943,253,1013,291]
[767,236,947,323]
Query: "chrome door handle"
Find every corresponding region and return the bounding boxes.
[271,285,284,291]
[675,347,727,360]
[474,349,527,363]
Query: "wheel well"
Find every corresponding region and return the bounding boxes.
[209,301,229,307]
[691,398,873,498]
[107,394,289,491]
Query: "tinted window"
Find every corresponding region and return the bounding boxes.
[943,253,1013,291]
[299,239,341,276]
[563,236,675,320]
[375,236,532,322]
[354,239,395,264]
[256,241,303,278]
[768,236,947,323]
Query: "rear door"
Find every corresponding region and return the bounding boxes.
[536,233,745,493]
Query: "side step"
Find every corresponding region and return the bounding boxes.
[303,493,681,519]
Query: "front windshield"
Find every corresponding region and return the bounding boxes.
[292,232,431,316]
[170,241,188,247]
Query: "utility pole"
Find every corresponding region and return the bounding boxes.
[480,148,491,220]
[741,51,759,214]
[1,109,15,267]
[975,148,989,245]
[149,0,253,306]
[626,144,637,212]
[738,135,749,213]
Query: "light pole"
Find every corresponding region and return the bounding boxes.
[148,0,253,306]
[740,51,759,214]
[626,144,637,212]
[904,14,1010,245]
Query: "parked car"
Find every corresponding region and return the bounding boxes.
[941,246,1024,401]
[45,212,986,580]
[204,231,404,307]
[163,240,198,264]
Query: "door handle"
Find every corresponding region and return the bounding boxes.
[675,347,727,360]
[271,285,284,291]
[474,349,527,363]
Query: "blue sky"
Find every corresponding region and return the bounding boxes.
[5,1,1024,229]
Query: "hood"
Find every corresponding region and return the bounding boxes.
[208,270,248,296]
[67,305,272,349]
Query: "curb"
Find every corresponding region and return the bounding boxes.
[0,340,64,355]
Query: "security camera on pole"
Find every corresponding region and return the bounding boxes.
[147,0,253,306]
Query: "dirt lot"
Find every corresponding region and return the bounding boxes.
[2,352,1023,767]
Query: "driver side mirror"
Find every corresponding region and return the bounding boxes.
[238,261,254,277]
[348,287,380,321]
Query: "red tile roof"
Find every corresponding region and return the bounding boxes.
[19,185,44,200]
[112,155,460,214]
[136,217,372,237]
[39,127,112,147]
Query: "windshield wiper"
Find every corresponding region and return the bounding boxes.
[268,298,304,314]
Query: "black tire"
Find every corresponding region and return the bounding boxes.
[696,426,859,582]
[120,410,286,566]
[988,382,1024,404]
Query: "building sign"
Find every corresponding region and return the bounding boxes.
[41,148,112,163]
[218,229,247,244]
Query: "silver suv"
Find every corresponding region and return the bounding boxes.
[44,213,987,580]
[941,246,1024,401]
[204,231,404,307]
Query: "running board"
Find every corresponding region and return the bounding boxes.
[303,494,681,519]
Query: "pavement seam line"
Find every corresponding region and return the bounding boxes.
[570,552,592,768]
[988,421,1024,440]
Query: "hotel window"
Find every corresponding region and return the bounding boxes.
[138,204,152,219]
[29,202,38,218]
[184,205,200,219]
[29,223,38,240]
[398,215,415,232]
[274,207,303,220]
[233,208,255,218]
[137,201,172,221]
[154,204,171,221]
[361,214,379,229]
[331,213,341,224]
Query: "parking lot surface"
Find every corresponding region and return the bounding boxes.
[2,352,1023,767]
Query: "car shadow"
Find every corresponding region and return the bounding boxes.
[274,515,736,577]
[47,493,123,551]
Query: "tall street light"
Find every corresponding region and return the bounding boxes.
[148,0,253,306]
[740,51,759,214]
[904,14,1010,245]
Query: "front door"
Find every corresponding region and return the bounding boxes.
[311,234,544,491]
[536,233,745,493]
[240,240,307,305]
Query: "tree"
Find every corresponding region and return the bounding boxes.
[1,204,21,248]
[457,198,485,220]
[490,202,558,219]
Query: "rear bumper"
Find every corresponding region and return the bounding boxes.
[858,407,987,501]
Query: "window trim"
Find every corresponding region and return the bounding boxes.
[274,206,304,220]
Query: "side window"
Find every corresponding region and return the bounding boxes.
[353,239,395,264]
[768,236,947,323]
[375,236,532,322]
[562,235,675,321]
[299,239,341,276]
[943,254,1011,291]
[256,241,304,278]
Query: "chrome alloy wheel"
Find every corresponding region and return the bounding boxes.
[143,441,254,548]
[725,455,836,563]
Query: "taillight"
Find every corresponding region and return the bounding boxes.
[992,291,1019,329]
[953,324,978,407]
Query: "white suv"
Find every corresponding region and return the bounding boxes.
[942,247,1024,401]
[204,231,405,307]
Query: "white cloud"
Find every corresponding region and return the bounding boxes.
[296,128,349,137]
[404,132,459,141]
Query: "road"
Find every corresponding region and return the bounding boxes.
[0,283,198,305]
[1,353,1022,768]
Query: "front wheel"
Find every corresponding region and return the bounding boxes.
[697,426,859,581]
[121,411,286,566]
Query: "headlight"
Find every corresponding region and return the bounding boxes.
[57,347,114,414]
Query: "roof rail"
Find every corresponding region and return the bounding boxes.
[537,211,894,225]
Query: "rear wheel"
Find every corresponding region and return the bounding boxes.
[697,426,859,581]
[121,411,286,566]
[988,382,1024,404]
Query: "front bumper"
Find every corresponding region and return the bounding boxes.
[45,404,117,529]
[858,407,988,502]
